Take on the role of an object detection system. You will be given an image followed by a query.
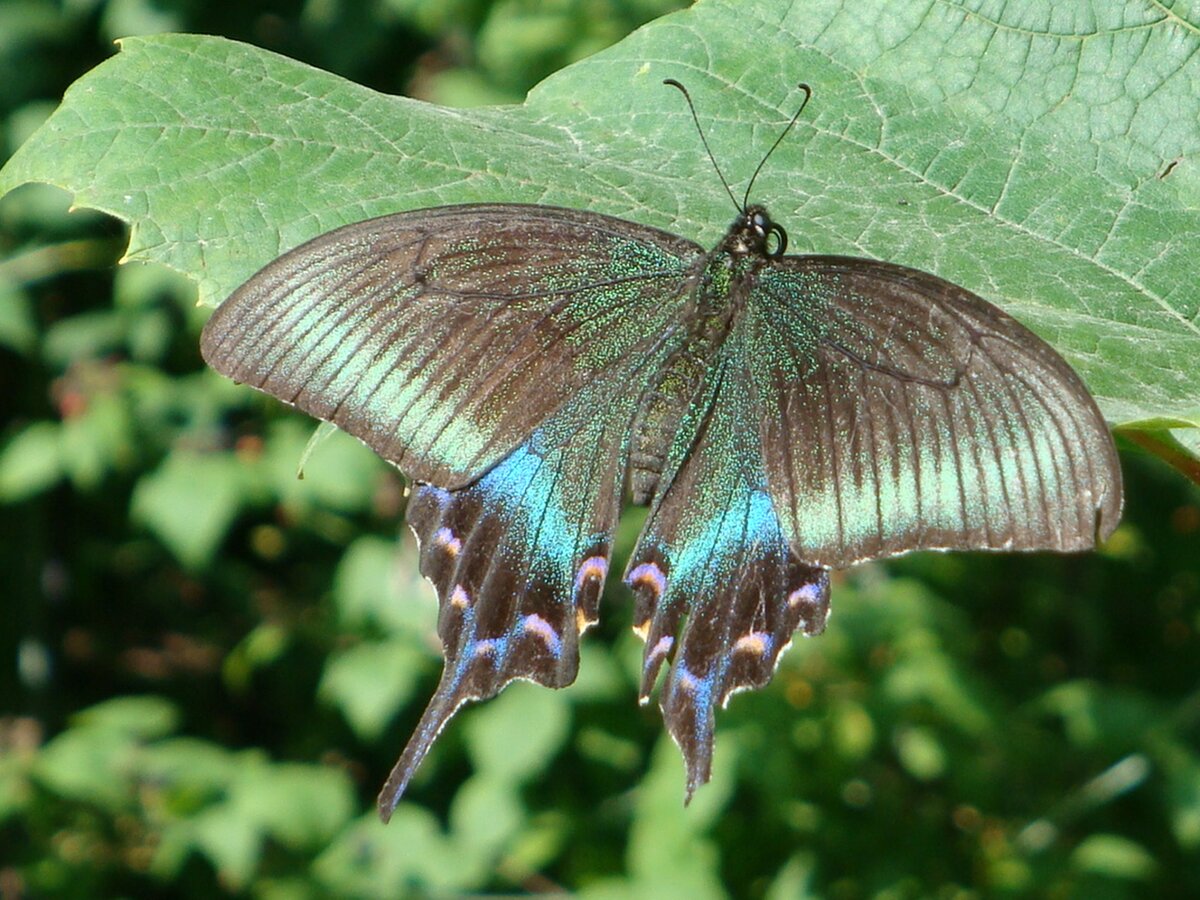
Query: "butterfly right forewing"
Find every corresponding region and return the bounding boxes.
[747,256,1123,568]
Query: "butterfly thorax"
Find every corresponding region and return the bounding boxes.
[627,208,780,505]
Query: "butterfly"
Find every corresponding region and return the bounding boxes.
[199,81,1123,821]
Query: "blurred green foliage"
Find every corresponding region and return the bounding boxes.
[2,1,1199,897]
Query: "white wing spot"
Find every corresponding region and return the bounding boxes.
[627,561,667,598]
[433,526,462,557]
[734,631,772,656]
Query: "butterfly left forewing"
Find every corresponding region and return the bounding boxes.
[201,204,702,488]
[748,256,1123,568]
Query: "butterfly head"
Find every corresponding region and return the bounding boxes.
[664,78,809,262]
[728,204,788,259]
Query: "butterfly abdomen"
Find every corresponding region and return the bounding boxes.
[628,254,747,505]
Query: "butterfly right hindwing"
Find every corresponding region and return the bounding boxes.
[624,333,831,797]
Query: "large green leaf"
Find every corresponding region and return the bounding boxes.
[1,0,1197,437]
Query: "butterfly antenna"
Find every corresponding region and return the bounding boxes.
[741,83,812,210]
[664,78,741,213]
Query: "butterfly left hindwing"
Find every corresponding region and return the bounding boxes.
[200,204,704,818]
[380,382,644,819]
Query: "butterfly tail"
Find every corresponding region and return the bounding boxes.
[376,668,468,822]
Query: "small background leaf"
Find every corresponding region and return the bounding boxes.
[131,450,246,568]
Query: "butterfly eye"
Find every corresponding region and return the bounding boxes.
[767,222,788,257]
